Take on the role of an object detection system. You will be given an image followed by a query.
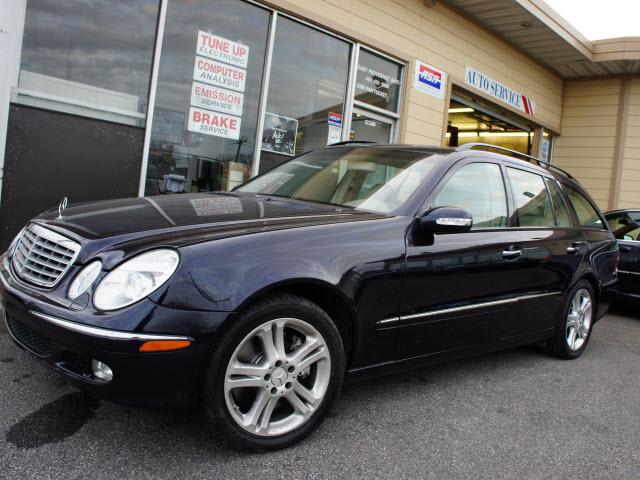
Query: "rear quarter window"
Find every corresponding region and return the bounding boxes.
[563,185,604,229]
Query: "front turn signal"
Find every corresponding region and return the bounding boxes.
[139,340,191,352]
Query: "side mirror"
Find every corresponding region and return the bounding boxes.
[420,207,473,234]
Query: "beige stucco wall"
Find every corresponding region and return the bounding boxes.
[271,0,564,145]
[618,78,640,208]
[554,78,623,209]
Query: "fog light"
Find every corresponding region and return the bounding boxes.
[91,359,113,382]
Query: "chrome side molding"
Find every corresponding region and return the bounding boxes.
[376,291,561,328]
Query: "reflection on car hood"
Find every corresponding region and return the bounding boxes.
[35,192,376,240]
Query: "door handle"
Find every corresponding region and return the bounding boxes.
[502,249,522,260]
[619,245,632,252]
[567,242,585,255]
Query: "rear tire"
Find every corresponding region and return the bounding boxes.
[547,280,596,359]
[201,293,345,451]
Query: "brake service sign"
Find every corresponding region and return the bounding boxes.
[188,107,241,140]
[465,67,536,116]
[414,61,446,99]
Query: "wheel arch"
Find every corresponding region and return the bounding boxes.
[221,279,358,367]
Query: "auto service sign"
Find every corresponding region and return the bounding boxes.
[196,31,249,68]
[193,56,246,92]
[465,67,536,116]
[191,82,243,116]
[188,107,241,140]
[414,61,446,99]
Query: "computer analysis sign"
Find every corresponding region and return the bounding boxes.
[464,67,536,116]
[413,60,447,99]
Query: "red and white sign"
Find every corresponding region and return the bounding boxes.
[190,82,244,116]
[194,56,246,92]
[414,60,446,99]
[196,31,249,69]
[188,107,241,140]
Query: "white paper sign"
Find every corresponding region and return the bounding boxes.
[414,61,446,99]
[188,107,241,140]
[196,31,249,68]
[190,82,244,116]
[194,56,246,92]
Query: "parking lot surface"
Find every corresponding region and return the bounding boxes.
[1,308,638,480]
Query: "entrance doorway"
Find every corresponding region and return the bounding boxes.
[446,86,553,160]
[350,108,394,143]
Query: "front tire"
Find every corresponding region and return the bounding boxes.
[548,280,596,359]
[202,294,345,451]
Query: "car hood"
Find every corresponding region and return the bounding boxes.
[34,192,382,250]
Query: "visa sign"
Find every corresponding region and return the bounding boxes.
[414,61,446,99]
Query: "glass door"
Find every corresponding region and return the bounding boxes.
[350,107,394,143]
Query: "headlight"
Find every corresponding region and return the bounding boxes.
[93,249,179,311]
[68,261,102,300]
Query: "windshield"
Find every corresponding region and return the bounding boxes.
[237,147,443,214]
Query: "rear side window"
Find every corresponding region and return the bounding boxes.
[564,186,604,229]
[434,162,507,228]
[506,168,554,227]
[606,212,640,240]
[546,179,573,227]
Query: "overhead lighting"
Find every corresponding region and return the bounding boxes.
[480,132,530,137]
[448,107,474,113]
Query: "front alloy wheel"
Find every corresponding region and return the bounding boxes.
[224,318,331,436]
[203,294,344,451]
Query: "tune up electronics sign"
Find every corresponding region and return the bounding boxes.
[188,31,249,139]
[464,67,536,116]
[413,60,446,99]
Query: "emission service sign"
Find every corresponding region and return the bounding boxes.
[193,56,246,92]
[465,67,536,116]
[188,107,241,140]
[196,31,249,69]
[414,60,446,99]
[190,82,244,116]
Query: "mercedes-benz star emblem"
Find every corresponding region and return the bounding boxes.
[56,196,68,220]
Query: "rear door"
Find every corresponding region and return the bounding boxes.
[498,167,582,337]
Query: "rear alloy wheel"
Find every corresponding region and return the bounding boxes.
[548,280,595,359]
[565,288,592,352]
[203,294,344,451]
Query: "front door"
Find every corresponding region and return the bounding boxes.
[605,210,640,295]
[398,160,517,358]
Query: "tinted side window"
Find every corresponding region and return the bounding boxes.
[434,163,507,228]
[507,168,554,227]
[606,212,640,240]
[564,186,605,229]
[546,179,573,227]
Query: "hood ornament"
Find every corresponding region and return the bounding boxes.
[56,196,68,220]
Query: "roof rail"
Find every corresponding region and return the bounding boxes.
[456,142,574,179]
[329,140,377,146]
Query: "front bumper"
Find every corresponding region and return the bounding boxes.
[1,259,231,408]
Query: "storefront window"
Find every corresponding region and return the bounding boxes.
[259,17,351,173]
[355,50,402,113]
[144,0,270,195]
[18,0,159,126]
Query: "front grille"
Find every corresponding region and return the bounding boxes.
[6,314,54,357]
[11,224,80,287]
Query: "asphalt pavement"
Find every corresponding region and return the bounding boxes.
[1,306,638,479]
